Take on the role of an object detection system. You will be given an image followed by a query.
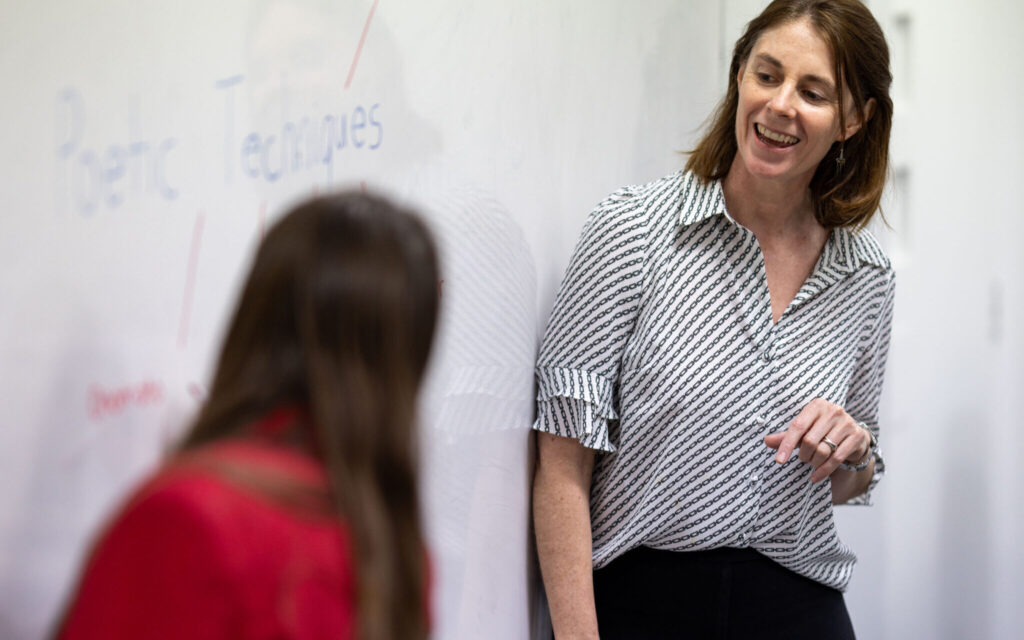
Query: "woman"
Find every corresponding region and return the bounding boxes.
[57,192,439,640]
[533,1,893,638]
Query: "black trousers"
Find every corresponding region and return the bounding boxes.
[592,547,856,640]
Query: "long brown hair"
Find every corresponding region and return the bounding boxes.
[686,0,893,229]
[181,192,438,640]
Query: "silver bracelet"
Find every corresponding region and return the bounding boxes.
[838,423,877,472]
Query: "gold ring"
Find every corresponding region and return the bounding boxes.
[822,436,838,453]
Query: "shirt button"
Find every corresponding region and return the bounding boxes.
[762,351,772,362]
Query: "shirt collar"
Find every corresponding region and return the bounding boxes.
[831,225,890,271]
[674,171,889,274]
[677,171,727,227]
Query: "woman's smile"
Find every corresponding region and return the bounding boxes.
[754,122,800,148]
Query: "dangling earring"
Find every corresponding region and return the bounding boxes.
[835,144,846,173]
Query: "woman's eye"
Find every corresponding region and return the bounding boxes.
[756,73,774,83]
[804,91,825,102]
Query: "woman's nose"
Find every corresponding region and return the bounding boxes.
[767,85,797,116]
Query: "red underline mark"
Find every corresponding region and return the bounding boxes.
[345,0,379,90]
[177,211,206,349]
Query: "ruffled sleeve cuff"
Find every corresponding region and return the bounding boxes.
[533,367,618,453]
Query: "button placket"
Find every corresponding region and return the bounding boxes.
[747,420,767,543]
[761,322,782,364]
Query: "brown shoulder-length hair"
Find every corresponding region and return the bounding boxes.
[686,0,893,229]
[181,192,438,640]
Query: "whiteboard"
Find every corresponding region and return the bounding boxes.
[0,1,722,638]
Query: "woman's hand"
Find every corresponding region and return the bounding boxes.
[763,398,871,483]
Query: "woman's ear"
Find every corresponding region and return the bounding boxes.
[843,97,877,139]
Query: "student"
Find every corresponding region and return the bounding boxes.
[57,192,439,640]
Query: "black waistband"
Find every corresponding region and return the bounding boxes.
[602,545,767,570]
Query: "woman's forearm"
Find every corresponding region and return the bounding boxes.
[533,433,599,640]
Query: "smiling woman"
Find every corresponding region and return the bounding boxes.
[690,0,893,230]
[532,1,895,638]
[733,19,869,188]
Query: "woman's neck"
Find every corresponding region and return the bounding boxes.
[720,159,822,242]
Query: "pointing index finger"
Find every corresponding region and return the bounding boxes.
[777,401,822,464]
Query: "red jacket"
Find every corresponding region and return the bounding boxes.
[58,414,358,639]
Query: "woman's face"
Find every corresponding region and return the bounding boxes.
[733,18,862,188]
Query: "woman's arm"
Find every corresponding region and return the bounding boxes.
[532,186,648,637]
[533,432,599,640]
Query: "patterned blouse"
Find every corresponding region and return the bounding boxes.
[534,170,894,590]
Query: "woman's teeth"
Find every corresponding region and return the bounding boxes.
[756,123,798,146]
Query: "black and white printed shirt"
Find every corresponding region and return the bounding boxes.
[534,170,893,591]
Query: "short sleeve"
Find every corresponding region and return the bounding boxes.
[57,478,237,640]
[534,189,648,452]
[842,268,895,506]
